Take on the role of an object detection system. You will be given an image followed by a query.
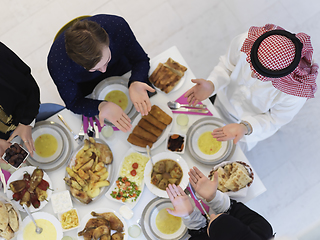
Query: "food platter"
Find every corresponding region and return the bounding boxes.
[77,208,128,240]
[6,166,53,212]
[127,102,173,152]
[92,76,138,123]
[144,152,189,198]
[17,212,63,240]
[65,138,113,204]
[186,117,235,165]
[149,56,187,94]
[141,197,188,240]
[105,148,148,209]
[23,121,73,171]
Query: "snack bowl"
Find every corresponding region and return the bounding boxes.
[2,143,29,170]
[51,190,73,214]
[166,133,186,154]
[57,208,80,232]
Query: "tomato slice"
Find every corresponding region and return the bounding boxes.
[130,170,137,176]
[132,163,138,169]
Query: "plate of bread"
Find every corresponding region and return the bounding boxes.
[127,104,173,152]
[149,57,187,94]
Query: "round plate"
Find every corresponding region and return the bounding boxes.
[6,166,53,212]
[78,208,128,240]
[32,126,64,164]
[149,56,187,94]
[144,152,189,198]
[17,212,63,240]
[66,138,113,204]
[24,121,73,172]
[128,102,173,152]
[92,76,138,124]
[141,197,188,240]
[187,117,235,165]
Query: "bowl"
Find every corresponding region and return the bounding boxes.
[50,190,73,214]
[58,208,80,232]
[2,143,29,169]
[166,133,186,154]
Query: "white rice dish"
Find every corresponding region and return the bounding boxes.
[119,152,149,185]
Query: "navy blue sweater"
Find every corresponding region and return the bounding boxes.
[47,14,150,117]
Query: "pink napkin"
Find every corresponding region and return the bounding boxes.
[186,186,210,215]
[172,91,213,116]
[1,169,11,183]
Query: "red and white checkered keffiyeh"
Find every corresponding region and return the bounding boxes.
[241,24,318,99]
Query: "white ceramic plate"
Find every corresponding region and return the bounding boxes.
[77,208,128,240]
[191,124,228,160]
[97,83,133,115]
[17,212,63,240]
[128,102,173,152]
[149,56,187,94]
[144,152,189,198]
[105,148,147,209]
[32,126,64,163]
[6,166,53,212]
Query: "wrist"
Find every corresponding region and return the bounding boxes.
[239,121,253,135]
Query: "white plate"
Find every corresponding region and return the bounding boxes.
[191,125,228,160]
[77,208,128,240]
[66,138,113,204]
[128,102,173,152]
[97,83,133,115]
[149,56,187,94]
[105,148,147,209]
[17,212,63,240]
[32,126,64,163]
[141,198,187,240]
[144,152,189,198]
[6,166,53,212]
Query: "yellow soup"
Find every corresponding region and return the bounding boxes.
[35,134,58,158]
[156,208,181,234]
[23,219,57,240]
[104,90,128,111]
[198,131,222,155]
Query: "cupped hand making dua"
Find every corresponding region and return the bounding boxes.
[185,79,248,144]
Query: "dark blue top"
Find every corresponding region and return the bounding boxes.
[47,14,150,117]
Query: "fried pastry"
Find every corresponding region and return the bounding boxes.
[132,126,158,143]
[138,119,162,137]
[127,133,153,148]
[149,105,172,125]
[165,58,188,76]
[142,114,166,130]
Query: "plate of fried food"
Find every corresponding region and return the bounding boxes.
[149,57,188,94]
[127,104,173,152]
[0,193,21,240]
[106,148,149,209]
[144,152,189,198]
[64,137,113,204]
[77,208,128,240]
[6,166,53,212]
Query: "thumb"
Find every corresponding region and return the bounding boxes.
[7,133,15,143]
[233,134,242,144]
[166,208,176,216]
[146,85,156,92]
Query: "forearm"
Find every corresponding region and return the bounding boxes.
[205,191,230,214]
[66,97,102,117]
[182,207,207,230]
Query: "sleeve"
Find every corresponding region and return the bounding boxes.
[182,207,207,230]
[0,42,40,125]
[205,191,230,214]
[207,33,247,96]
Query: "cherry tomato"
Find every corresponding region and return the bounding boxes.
[130,170,137,176]
[132,163,138,169]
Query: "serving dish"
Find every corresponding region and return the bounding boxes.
[186,117,235,165]
[17,212,63,240]
[144,152,189,198]
[6,166,53,212]
[77,208,128,240]
[105,148,148,209]
[166,133,186,154]
[128,102,173,152]
[23,121,73,172]
[141,197,188,240]
[57,208,80,232]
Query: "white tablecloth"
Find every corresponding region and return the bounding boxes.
[17,46,266,240]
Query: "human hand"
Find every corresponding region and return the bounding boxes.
[98,101,132,132]
[166,184,194,218]
[189,167,219,202]
[129,82,155,116]
[211,123,247,144]
[0,139,11,163]
[7,124,34,157]
[184,79,214,105]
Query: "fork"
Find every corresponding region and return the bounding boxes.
[58,114,82,143]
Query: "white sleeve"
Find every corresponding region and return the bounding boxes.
[208,33,248,96]
[182,208,207,230]
[205,190,230,214]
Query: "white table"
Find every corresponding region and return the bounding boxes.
[18,46,266,240]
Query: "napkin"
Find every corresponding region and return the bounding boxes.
[172,91,213,116]
[186,186,210,215]
[83,115,89,134]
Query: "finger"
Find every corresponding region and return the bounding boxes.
[233,135,242,144]
[120,116,132,129]
[191,79,201,84]
[114,121,127,133]
[193,166,206,179]
[168,184,178,197]
[7,134,16,143]
[140,101,148,116]
[118,119,131,132]
[192,99,200,106]
[166,208,175,215]
[212,171,219,185]
[166,186,175,202]
[188,169,198,183]
[99,117,105,127]
[172,184,181,196]
[184,89,193,98]
[145,98,152,113]
[133,102,140,113]
[211,131,225,137]
[177,186,186,196]
[212,127,223,133]
[146,85,155,92]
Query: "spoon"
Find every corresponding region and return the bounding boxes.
[23,205,43,234]
[146,145,154,168]
[167,101,207,109]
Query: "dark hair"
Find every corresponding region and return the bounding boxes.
[65,19,109,70]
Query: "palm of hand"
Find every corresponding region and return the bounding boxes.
[194,177,218,201]
[169,195,193,217]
